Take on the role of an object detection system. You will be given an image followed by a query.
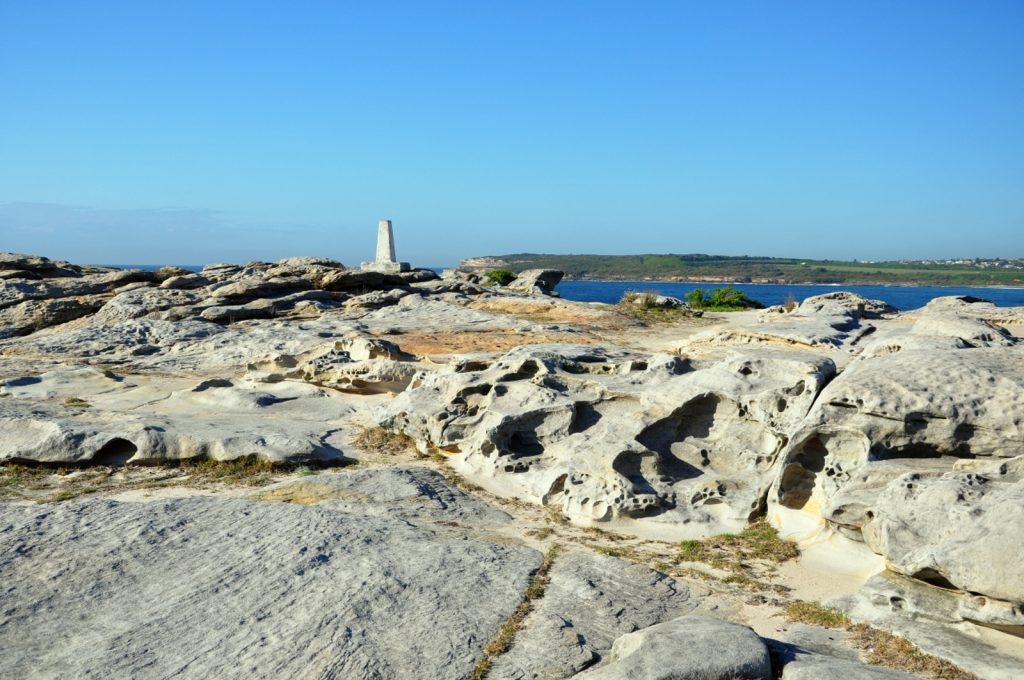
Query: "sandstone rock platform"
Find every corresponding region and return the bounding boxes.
[1,252,1021,679]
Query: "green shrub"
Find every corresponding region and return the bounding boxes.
[686,286,764,311]
[486,269,516,286]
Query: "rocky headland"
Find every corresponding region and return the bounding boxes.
[1,252,1022,679]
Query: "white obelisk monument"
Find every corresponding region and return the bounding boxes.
[361,219,410,273]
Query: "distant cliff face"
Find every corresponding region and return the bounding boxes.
[457,256,510,271]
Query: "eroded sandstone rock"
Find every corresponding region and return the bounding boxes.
[379,344,834,537]
[0,467,541,679]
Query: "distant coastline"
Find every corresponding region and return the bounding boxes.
[556,274,1024,289]
[459,253,1024,288]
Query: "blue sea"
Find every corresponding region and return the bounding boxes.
[111,265,1024,312]
[555,280,1024,311]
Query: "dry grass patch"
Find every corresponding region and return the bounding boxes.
[174,457,281,487]
[847,625,978,680]
[0,457,331,503]
[388,329,597,357]
[666,520,799,593]
[617,290,704,324]
[526,527,554,540]
[468,298,615,326]
[352,425,419,457]
[676,520,799,571]
[472,544,561,679]
[784,600,851,628]
[0,464,53,499]
[784,600,978,679]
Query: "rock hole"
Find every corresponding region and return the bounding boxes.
[91,438,138,466]
[543,474,567,505]
[569,402,603,434]
[497,359,541,382]
[913,568,959,591]
[778,436,829,509]
[869,441,976,461]
[508,430,545,457]
[455,360,490,373]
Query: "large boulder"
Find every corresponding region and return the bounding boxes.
[508,269,564,296]
[771,345,1024,527]
[0,251,83,278]
[830,571,1024,680]
[688,291,889,352]
[0,295,109,338]
[379,344,834,537]
[862,457,1024,605]
[576,616,772,680]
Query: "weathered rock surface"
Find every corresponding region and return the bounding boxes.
[0,368,354,463]
[779,652,918,679]
[507,269,564,296]
[689,291,895,352]
[0,467,542,679]
[3,250,1024,679]
[862,457,1024,604]
[490,551,702,678]
[771,344,1024,526]
[576,616,772,680]
[0,252,84,278]
[0,295,110,338]
[246,335,420,394]
[829,571,1024,680]
[381,344,834,538]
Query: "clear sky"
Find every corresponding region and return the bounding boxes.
[1,1,1022,266]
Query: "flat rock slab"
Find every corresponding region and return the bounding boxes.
[0,368,360,464]
[779,653,917,679]
[576,615,772,680]
[490,551,701,679]
[0,468,542,679]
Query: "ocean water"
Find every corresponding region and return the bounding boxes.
[555,280,1024,311]
[111,265,1024,311]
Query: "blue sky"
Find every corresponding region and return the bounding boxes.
[1,1,1022,266]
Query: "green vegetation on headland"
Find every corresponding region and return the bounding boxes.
[617,285,762,322]
[686,286,765,311]
[484,268,516,286]
[462,253,1024,287]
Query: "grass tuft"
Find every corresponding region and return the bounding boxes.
[617,290,700,323]
[591,545,627,558]
[173,456,280,487]
[0,456,342,503]
[784,600,851,628]
[352,425,419,457]
[472,544,560,679]
[0,464,52,499]
[847,625,979,680]
[675,520,799,572]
